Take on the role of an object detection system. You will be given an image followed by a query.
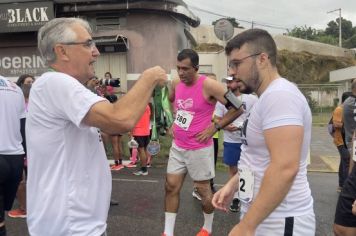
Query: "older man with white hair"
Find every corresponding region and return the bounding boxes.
[26,17,167,236]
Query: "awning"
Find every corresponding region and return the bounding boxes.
[93,34,129,52]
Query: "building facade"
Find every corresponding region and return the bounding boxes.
[0,0,199,91]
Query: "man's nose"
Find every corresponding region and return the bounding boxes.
[92,46,100,57]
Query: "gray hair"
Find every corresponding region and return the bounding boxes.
[37,17,92,65]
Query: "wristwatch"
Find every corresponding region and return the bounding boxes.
[214,122,221,131]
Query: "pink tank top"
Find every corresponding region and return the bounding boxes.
[173,75,215,150]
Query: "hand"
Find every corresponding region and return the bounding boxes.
[143,66,168,87]
[212,177,238,212]
[196,123,216,143]
[352,200,356,216]
[225,124,238,132]
[228,222,255,236]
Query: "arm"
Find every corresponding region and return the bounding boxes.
[230,125,302,235]
[168,77,180,103]
[196,79,243,142]
[20,118,26,155]
[332,107,343,128]
[83,66,167,135]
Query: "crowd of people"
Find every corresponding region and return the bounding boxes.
[1,16,356,236]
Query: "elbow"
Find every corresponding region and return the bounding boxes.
[104,115,136,135]
[283,164,299,182]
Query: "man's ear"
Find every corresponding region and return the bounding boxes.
[53,44,70,61]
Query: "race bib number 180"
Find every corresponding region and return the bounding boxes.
[238,167,254,203]
[174,110,193,131]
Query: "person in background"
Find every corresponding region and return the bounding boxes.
[26,17,167,236]
[192,73,219,201]
[163,49,243,236]
[100,72,125,171]
[332,92,352,192]
[7,74,35,219]
[333,80,356,236]
[214,76,257,212]
[130,104,151,176]
[0,75,26,235]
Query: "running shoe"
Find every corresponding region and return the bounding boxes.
[229,198,241,212]
[8,209,26,218]
[133,170,148,176]
[111,164,124,171]
[110,199,119,206]
[125,162,137,168]
[196,228,211,236]
[192,187,202,201]
[146,163,151,168]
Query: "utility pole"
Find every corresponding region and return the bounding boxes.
[327,8,342,47]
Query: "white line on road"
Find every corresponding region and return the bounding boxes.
[112,178,159,183]
[112,178,225,187]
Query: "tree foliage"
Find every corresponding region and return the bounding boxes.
[288,17,356,48]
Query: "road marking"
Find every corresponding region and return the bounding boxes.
[112,178,159,183]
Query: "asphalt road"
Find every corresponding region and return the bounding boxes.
[6,167,339,236]
[6,126,341,236]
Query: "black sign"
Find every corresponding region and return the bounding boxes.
[0,47,47,78]
[0,1,54,33]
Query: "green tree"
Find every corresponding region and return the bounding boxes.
[344,34,356,48]
[325,17,354,40]
[287,26,318,40]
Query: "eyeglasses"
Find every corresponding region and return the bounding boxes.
[61,39,96,49]
[228,52,261,70]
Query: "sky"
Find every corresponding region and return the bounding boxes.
[184,0,356,35]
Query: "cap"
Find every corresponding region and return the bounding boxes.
[222,76,234,83]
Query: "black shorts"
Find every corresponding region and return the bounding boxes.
[133,135,150,148]
[334,194,356,227]
[0,154,24,219]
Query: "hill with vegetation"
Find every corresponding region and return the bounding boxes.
[277,50,355,84]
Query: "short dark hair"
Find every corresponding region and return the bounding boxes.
[16,74,35,87]
[225,29,277,66]
[341,91,352,103]
[104,72,112,78]
[177,49,199,68]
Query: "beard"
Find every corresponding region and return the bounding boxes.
[238,63,261,94]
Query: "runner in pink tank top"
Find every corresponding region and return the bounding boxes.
[173,75,215,150]
[162,49,243,236]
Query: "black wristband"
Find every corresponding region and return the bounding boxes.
[214,122,221,131]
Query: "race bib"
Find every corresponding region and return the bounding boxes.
[238,167,254,203]
[174,110,193,130]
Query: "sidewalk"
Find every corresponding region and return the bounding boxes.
[308,126,340,172]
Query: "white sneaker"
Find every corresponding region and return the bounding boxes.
[192,188,202,201]
[133,170,148,176]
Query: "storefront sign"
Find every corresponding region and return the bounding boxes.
[0,47,47,77]
[0,1,54,32]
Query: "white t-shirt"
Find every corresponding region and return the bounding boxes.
[240,78,314,218]
[26,72,111,236]
[0,76,26,155]
[215,94,257,143]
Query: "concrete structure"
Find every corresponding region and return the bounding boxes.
[190,25,356,82]
[330,66,356,91]
[0,0,200,92]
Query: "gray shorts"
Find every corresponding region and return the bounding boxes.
[167,142,215,181]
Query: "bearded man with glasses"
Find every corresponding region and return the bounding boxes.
[212,29,315,236]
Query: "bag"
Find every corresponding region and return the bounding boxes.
[327,117,335,137]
